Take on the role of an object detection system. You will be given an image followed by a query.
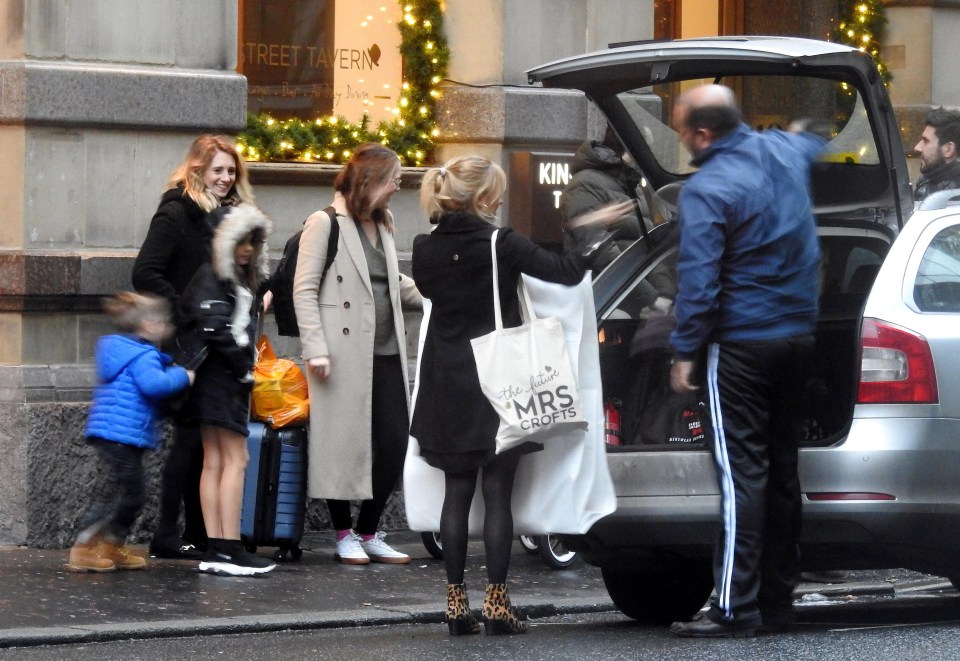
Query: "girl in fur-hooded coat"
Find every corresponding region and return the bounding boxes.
[176,204,273,570]
[177,204,272,435]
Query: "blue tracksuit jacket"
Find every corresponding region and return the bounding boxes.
[670,123,825,359]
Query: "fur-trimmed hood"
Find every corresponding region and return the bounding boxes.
[210,203,273,283]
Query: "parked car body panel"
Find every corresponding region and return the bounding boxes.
[525,38,960,597]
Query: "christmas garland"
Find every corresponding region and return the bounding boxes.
[832,0,891,86]
[237,1,449,166]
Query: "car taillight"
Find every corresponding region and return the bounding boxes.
[857,318,938,404]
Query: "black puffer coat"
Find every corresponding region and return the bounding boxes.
[410,213,587,472]
[176,205,272,434]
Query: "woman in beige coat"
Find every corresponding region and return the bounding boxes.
[293,143,422,565]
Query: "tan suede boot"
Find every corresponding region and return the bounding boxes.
[98,540,147,570]
[66,540,116,572]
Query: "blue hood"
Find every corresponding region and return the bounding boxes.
[96,335,158,383]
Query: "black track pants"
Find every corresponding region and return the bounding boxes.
[704,336,814,627]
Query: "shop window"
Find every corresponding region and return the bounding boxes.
[239,0,403,123]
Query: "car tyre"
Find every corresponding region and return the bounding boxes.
[420,531,443,560]
[518,535,540,555]
[601,562,713,625]
[538,535,578,569]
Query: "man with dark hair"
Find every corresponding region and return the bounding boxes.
[559,126,644,274]
[914,106,960,205]
[667,84,826,638]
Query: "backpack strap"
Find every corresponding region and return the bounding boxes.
[321,205,340,279]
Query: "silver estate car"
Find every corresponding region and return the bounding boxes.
[527,37,960,624]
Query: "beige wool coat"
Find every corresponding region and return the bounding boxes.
[293,205,421,500]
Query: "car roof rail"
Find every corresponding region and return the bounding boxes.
[917,189,960,211]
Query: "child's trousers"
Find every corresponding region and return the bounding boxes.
[76,437,146,543]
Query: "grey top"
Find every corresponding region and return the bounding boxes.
[357,223,399,356]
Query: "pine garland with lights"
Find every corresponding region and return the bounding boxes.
[237,1,449,166]
[832,0,891,86]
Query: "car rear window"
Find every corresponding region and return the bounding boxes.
[615,75,884,208]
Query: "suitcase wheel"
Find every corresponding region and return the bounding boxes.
[273,545,303,563]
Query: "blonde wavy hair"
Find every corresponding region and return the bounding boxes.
[419,155,506,222]
[166,134,254,212]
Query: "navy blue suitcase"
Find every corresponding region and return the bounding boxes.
[241,422,308,562]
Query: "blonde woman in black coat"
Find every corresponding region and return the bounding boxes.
[411,156,630,636]
[133,135,255,560]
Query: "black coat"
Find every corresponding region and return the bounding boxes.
[410,213,587,471]
[132,188,214,312]
[560,140,644,273]
[175,264,258,434]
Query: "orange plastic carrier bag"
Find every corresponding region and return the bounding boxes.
[251,336,309,428]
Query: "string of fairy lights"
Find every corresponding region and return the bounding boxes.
[237,0,449,166]
[832,0,891,86]
[238,2,888,165]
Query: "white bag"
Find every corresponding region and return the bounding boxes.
[405,264,616,536]
[470,230,588,454]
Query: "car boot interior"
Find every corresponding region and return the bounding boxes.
[598,225,894,450]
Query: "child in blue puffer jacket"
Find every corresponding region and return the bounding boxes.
[67,292,194,572]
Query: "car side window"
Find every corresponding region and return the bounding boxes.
[914,225,960,312]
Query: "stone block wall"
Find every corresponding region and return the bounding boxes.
[0,0,250,547]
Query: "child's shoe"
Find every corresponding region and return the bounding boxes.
[66,541,116,572]
[98,540,147,570]
[198,539,275,576]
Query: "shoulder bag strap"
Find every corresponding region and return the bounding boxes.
[488,229,538,330]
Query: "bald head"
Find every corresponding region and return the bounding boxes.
[673,84,742,157]
[680,84,738,112]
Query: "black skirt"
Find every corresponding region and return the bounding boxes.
[179,358,252,436]
[419,440,542,474]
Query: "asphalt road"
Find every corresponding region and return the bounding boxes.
[5,584,960,661]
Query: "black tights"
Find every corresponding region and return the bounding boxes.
[440,451,521,585]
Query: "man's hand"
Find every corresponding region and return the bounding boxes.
[670,359,698,393]
[567,200,636,229]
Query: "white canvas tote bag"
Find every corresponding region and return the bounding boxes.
[470,230,587,453]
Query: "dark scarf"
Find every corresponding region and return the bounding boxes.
[915,158,960,202]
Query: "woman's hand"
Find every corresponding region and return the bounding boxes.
[307,356,331,380]
[567,200,636,229]
[261,290,273,313]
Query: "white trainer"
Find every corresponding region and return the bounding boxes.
[360,532,411,565]
[335,532,370,565]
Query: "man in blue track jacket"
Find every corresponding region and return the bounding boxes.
[667,84,825,638]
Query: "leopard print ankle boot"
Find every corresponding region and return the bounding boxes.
[482,583,527,635]
[446,583,480,635]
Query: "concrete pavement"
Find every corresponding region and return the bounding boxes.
[0,531,951,649]
[0,532,614,648]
